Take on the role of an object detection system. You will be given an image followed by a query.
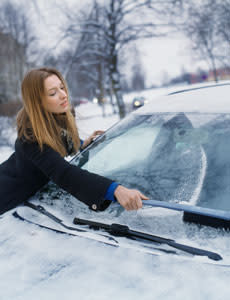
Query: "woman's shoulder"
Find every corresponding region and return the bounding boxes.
[15,137,39,155]
[16,136,60,158]
[16,136,37,146]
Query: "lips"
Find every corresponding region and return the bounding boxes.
[61,100,68,107]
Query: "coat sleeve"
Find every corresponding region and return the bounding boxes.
[20,141,113,211]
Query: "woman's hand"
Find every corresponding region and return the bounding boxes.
[114,185,149,210]
[82,130,105,149]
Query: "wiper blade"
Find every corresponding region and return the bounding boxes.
[73,217,222,261]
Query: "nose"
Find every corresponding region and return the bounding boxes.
[60,88,67,98]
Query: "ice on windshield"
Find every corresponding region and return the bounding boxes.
[73,112,230,212]
[196,115,230,211]
[81,125,161,173]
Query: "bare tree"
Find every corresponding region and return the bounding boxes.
[59,0,183,118]
[214,0,230,68]
[0,2,38,102]
[179,0,230,81]
[0,2,37,80]
[181,0,219,82]
[52,1,109,113]
[130,47,146,91]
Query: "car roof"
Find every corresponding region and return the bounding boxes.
[134,82,230,114]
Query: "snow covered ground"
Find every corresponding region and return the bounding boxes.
[0,86,230,300]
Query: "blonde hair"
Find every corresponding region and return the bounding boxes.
[17,67,80,156]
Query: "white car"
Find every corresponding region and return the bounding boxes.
[21,82,230,257]
[73,82,230,226]
[2,82,230,299]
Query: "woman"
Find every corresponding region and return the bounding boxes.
[0,67,148,215]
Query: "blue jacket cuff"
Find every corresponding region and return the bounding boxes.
[105,182,119,202]
[80,139,84,152]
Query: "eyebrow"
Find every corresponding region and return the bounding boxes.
[48,87,56,92]
[47,83,64,92]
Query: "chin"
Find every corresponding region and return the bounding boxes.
[59,106,69,114]
[53,109,68,115]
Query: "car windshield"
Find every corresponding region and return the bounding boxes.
[72,112,230,212]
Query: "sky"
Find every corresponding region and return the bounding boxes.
[137,35,194,86]
[12,0,207,87]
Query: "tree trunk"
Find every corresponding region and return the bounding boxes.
[107,83,117,114]
[110,72,126,119]
[97,61,106,117]
[108,0,126,119]
[210,53,218,83]
[109,53,126,119]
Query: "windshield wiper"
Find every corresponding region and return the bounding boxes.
[73,217,222,261]
[24,201,118,243]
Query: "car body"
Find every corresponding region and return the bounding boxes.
[30,82,230,265]
[2,82,230,299]
[75,83,230,212]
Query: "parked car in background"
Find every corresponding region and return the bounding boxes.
[71,98,89,106]
[132,96,148,109]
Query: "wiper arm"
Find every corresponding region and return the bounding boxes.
[24,201,118,243]
[73,217,222,261]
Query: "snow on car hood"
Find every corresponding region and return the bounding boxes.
[135,84,230,114]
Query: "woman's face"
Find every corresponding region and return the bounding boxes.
[43,75,69,114]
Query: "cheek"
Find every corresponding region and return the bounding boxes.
[42,98,49,111]
[43,97,57,111]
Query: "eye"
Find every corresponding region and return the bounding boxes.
[49,92,56,96]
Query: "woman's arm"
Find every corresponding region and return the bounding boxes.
[20,140,149,211]
[20,140,113,211]
[114,185,149,210]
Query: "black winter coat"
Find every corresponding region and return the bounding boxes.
[0,138,113,215]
